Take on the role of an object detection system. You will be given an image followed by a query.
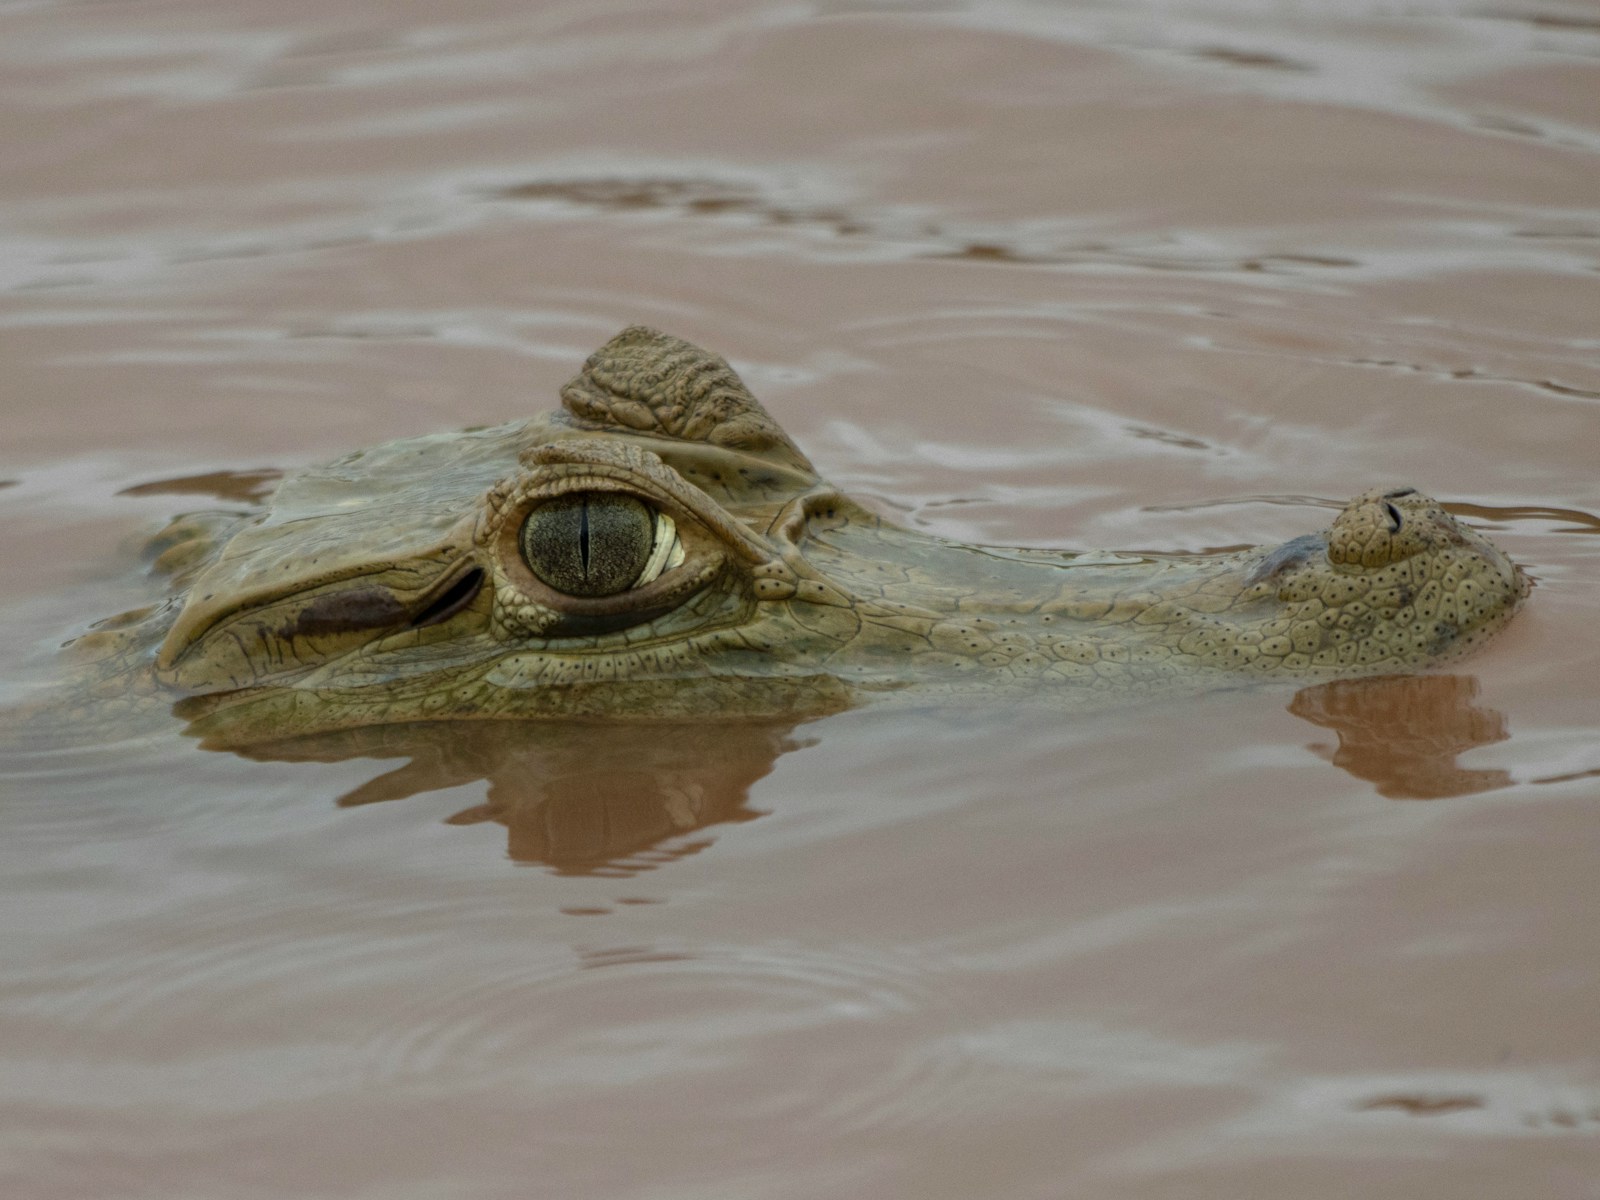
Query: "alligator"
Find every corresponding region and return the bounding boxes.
[56,325,1528,749]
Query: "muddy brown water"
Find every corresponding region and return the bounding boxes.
[2,2,1599,1196]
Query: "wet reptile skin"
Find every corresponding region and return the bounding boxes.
[56,326,1528,745]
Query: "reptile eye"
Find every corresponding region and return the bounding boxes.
[518,493,683,597]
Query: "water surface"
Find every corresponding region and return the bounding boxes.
[2,2,1598,1196]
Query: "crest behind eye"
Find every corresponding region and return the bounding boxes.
[558,326,815,476]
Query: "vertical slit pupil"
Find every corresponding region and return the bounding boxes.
[579,496,590,576]
[518,492,654,598]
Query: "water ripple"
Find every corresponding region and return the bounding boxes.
[341,938,989,1134]
[489,173,1369,279]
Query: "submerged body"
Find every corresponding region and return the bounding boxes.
[61,327,1527,745]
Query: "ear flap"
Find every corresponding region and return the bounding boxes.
[559,326,814,474]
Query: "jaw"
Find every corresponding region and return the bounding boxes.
[171,667,857,749]
[148,478,1529,744]
[165,501,1529,745]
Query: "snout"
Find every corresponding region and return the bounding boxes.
[1326,484,1528,640]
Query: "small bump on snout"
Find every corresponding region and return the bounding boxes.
[1328,486,1440,568]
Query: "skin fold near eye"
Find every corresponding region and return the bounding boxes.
[518,493,683,597]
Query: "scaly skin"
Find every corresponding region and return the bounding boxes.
[38,326,1527,747]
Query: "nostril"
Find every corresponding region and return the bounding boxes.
[1383,502,1404,533]
[1383,487,1417,499]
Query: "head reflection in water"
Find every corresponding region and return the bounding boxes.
[1289,673,1512,800]
[227,672,1510,870]
[234,721,805,873]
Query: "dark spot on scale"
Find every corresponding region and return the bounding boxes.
[1428,621,1459,655]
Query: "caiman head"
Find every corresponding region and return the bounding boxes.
[117,326,1527,745]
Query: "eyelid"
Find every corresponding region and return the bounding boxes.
[631,510,686,589]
